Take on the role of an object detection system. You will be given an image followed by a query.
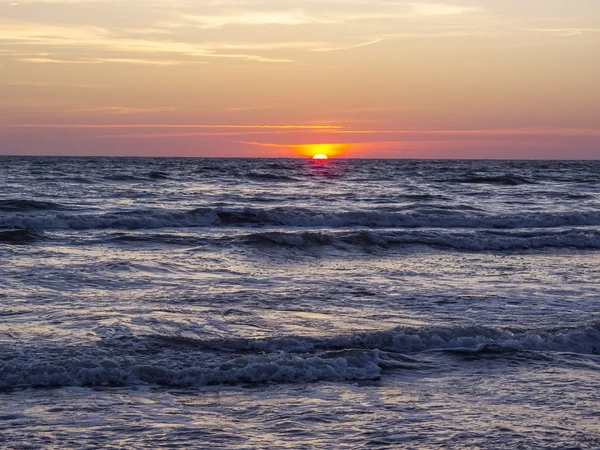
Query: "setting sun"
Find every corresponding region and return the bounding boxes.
[297,143,347,158]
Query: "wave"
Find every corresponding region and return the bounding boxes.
[246,172,299,182]
[0,229,43,244]
[0,208,215,230]
[95,228,600,251]
[242,229,600,251]
[37,176,94,184]
[450,175,536,186]
[0,199,69,212]
[148,171,170,180]
[164,322,600,356]
[0,349,383,389]
[103,174,144,182]
[103,172,172,182]
[1,322,598,389]
[103,231,207,246]
[2,206,600,232]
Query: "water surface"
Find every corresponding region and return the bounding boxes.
[1,157,599,448]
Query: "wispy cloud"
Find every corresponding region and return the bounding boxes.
[238,141,353,157]
[10,124,344,129]
[409,2,482,17]
[0,1,489,67]
[326,127,600,137]
[168,2,483,29]
[0,21,300,63]
[63,106,180,115]
[66,131,296,140]
[176,10,333,29]
[233,126,600,156]
[16,57,100,64]
[311,38,382,52]
[10,123,600,138]
[83,57,205,66]
[8,81,113,88]
[6,0,115,3]
[530,28,600,37]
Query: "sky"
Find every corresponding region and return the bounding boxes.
[0,0,599,158]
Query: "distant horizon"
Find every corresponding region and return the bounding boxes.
[1,153,598,162]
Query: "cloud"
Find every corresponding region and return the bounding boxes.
[233,126,600,156]
[63,106,180,114]
[83,57,205,65]
[327,127,600,137]
[169,2,483,29]
[237,140,408,157]
[530,28,600,37]
[8,81,113,87]
[409,2,482,17]
[10,124,344,129]
[310,38,382,52]
[11,125,599,139]
[0,21,110,42]
[16,56,194,66]
[0,20,305,63]
[66,131,296,140]
[0,22,239,58]
[238,141,353,157]
[0,1,489,68]
[16,57,100,64]
[177,10,332,29]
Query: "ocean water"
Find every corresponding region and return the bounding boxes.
[1,156,599,449]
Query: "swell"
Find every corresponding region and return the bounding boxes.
[246,172,299,182]
[0,229,44,245]
[148,171,170,180]
[91,228,600,251]
[3,207,600,231]
[1,322,598,389]
[447,175,537,186]
[161,322,600,356]
[0,199,71,212]
[103,171,171,182]
[242,229,600,251]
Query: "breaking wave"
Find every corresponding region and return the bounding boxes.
[242,229,600,250]
[1,323,598,389]
[0,199,70,212]
[166,322,600,356]
[2,207,600,232]
[0,349,383,389]
[87,228,600,251]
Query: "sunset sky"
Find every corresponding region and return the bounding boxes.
[1,0,599,158]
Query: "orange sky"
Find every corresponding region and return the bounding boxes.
[1,0,599,158]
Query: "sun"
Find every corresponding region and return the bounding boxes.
[295,143,346,158]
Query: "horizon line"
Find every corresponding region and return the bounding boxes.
[1,153,598,161]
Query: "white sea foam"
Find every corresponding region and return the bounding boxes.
[0,349,382,389]
[2,324,598,389]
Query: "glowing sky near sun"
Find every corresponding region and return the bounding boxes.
[0,0,599,158]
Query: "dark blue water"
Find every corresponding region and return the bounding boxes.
[1,157,599,448]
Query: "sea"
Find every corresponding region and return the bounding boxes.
[1,156,599,449]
